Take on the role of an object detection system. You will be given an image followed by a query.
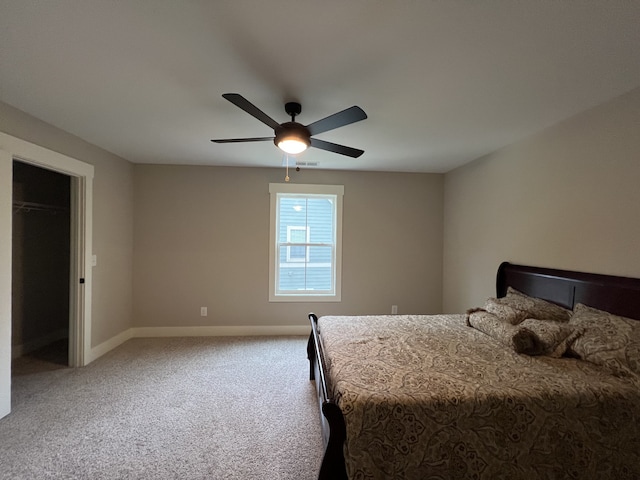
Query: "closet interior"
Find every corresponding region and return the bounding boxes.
[12,161,71,374]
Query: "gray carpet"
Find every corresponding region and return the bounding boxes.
[1,336,325,479]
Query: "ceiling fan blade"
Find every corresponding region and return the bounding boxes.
[211,137,273,143]
[222,93,281,130]
[310,138,364,158]
[306,106,367,136]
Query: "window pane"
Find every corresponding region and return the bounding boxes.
[277,245,333,292]
[278,198,307,243]
[278,197,335,244]
[307,245,332,290]
[289,244,306,261]
[290,229,306,243]
[307,198,334,243]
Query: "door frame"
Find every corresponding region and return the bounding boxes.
[0,132,94,419]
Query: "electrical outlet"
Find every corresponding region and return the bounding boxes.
[200,307,208,316]
[391,305,398,314]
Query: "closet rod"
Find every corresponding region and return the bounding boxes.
[12,200,69,214]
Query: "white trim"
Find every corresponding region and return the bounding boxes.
[132,325,311,337]
[0,150,12,419]
[88,325,311,362]
[269,183,344,196]
[0,133,94,178]
[88,328,134,363]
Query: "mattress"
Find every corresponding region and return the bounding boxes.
[318,314,640,479]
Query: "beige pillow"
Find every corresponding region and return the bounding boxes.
[467,309,580,357]
[466,308,537,354]
[569,303,640,376]
[504,287,571,322]
[483,297,529,325]
[518,318,582,358]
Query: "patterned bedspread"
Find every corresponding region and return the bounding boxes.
[318,314,640,480]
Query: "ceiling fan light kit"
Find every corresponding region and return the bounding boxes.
[274,105,311,154]
[276,136,309,154]
[211,93,367,159]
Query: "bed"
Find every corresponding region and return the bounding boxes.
[306,262,640,479]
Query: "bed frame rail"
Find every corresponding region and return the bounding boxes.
[307,313,347,480]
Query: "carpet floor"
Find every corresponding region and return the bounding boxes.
[1,336,324,479]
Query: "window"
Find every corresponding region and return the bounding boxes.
[269,183,343,302]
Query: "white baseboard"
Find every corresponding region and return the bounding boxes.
[88,325,310,363]
[132,325,311,337]
[88,328,134,363]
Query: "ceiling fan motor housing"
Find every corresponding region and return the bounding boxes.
[274,121,311,148]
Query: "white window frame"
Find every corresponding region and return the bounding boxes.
[269,183,343,302]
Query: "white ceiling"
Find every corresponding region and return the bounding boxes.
[1,1,639,173]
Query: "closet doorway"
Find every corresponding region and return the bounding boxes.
[12,161,71,373]
[1,134,93,418]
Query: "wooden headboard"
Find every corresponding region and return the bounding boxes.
[496,262,640,321]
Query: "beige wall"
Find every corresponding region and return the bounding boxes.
[134,165,443,327]
[442,87,640,313]
[0,101,134,347]
[5,81,638,342]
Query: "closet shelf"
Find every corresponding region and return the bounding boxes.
[12,200,69,214]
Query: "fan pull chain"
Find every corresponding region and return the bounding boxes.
[285,153,290,182]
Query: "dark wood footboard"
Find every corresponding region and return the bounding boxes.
[307,313,348,480]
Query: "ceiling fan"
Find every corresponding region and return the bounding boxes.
[211,93,367,158]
